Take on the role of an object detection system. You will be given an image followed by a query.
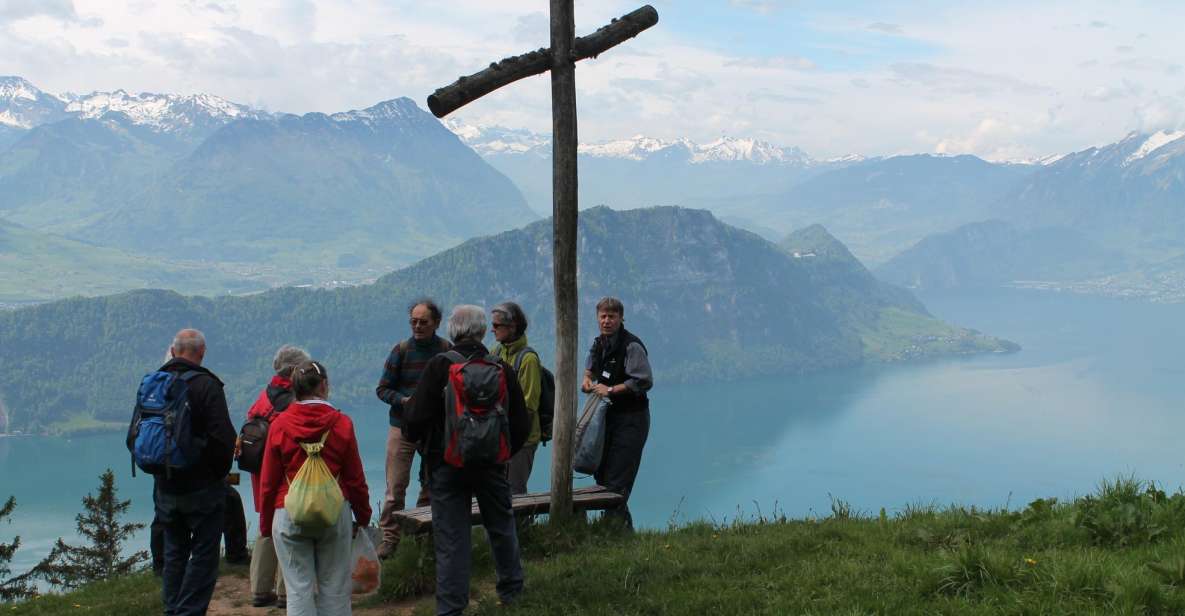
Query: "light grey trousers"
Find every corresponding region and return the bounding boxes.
[272,507,353,616]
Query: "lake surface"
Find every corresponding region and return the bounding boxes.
[3,289,1184,573]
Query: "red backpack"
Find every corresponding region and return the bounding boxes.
[442,351,512,467]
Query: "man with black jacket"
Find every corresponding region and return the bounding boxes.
[143,329,237,616]
[406,305,530,616]
[581,297,653,530]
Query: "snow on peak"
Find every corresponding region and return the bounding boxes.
[691,136,808,164]
[331,97,425,125]
[63,90,265,131]
[443,118,551,155]
[579,135,682,160]
[0,76,65,128]
[445,121,816,165]
[0,76,41,103]
[1124,130,1185,165]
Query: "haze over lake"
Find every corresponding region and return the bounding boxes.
[3,289,1183,573]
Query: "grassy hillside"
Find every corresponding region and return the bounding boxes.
[0,218,283,302]
[9,477,1185,615]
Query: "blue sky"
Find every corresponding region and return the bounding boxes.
[2,0,1183,160]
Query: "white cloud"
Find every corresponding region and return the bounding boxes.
[2,0,1185,160]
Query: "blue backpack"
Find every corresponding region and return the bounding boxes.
[127,370,204,477]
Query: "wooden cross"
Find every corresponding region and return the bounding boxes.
[427,3,658,522]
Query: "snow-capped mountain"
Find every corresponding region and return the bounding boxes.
[444,118,816,166]
[61,89,271,133]
[1122,129,1185,166]
[0,76,67,129]
[0,76,271,136]
[1002,130,1185,257]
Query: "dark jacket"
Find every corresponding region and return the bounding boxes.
[376,335,452,427]
[404,340,530,466]
[151,358,237,494]
[586,327,653,412]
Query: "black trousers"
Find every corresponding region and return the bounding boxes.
[594,407,650,529]
[153,483,249,572]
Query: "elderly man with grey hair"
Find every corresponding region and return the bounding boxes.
[406,305,530,616]
[135,328,236,616]
[240,344,310,608]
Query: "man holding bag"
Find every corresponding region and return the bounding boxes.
[581,297,653,531]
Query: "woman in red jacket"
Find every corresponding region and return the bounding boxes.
[259,360,371,615]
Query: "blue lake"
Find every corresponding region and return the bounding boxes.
[3,289,1184,573]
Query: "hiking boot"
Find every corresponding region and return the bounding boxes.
[251,593,277,607]
[377,540,397,560]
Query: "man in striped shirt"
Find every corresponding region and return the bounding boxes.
[375,298,452,558]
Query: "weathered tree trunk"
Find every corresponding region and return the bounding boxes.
[548,0,578,523]
[426,5,658,118]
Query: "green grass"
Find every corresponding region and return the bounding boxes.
[859,307,1019,361]
[12,478,1185,615]
[43,414,128,437]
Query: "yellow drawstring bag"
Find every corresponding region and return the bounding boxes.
[284,431,345,532]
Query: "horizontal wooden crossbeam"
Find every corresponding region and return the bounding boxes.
[393,484,624,534]
[426,5,659,118]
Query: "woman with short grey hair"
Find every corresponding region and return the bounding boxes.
[243,343,308,609]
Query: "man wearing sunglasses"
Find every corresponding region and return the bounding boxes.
[375,298,452,559]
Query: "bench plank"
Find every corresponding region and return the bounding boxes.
[393,484,623,533]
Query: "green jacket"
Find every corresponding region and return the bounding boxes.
[494,335,541,446]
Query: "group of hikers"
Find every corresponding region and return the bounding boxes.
[128,296,653,616]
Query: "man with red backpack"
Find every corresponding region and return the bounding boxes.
[406,305,530,616]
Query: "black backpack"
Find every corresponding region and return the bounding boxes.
[514,346,555,443]
[236,387,294,474]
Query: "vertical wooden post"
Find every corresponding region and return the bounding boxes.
[548,0,578,523]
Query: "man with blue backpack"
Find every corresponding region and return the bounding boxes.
[127,329,236,616]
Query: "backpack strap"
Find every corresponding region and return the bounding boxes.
[177,370,202,382]
[513,346,538,374]
[443,350,466,364]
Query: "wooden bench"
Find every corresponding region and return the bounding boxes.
[392,485,624,534]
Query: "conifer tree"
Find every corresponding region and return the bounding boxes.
[35,470,147,589]
[0,496,39,601]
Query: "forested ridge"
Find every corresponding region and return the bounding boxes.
[0,206,1013,433]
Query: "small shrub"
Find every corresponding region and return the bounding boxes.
[378,535,435,600]
[1073,477,1169,547]
[926,543,1020,597]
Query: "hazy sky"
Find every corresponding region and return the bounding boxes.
[2,0,1182,160]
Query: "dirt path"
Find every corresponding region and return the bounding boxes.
[205,573,418,616]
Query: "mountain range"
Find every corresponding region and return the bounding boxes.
[5,75,1185,304]
[450,118,1185,296]
[0,206,1014,434]
[0,76,535,296]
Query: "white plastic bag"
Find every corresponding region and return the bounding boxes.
[573,394,610,475]
[350,528,382,595]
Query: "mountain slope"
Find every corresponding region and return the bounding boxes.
[0,76,67,129]
[0,206,1013,433]
[447,121,827,216]
[78,98,535,265]
[0,217,282,301]
[1001,131,1185,260]
[757,155,1037,265]
[876,221,1128,290]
